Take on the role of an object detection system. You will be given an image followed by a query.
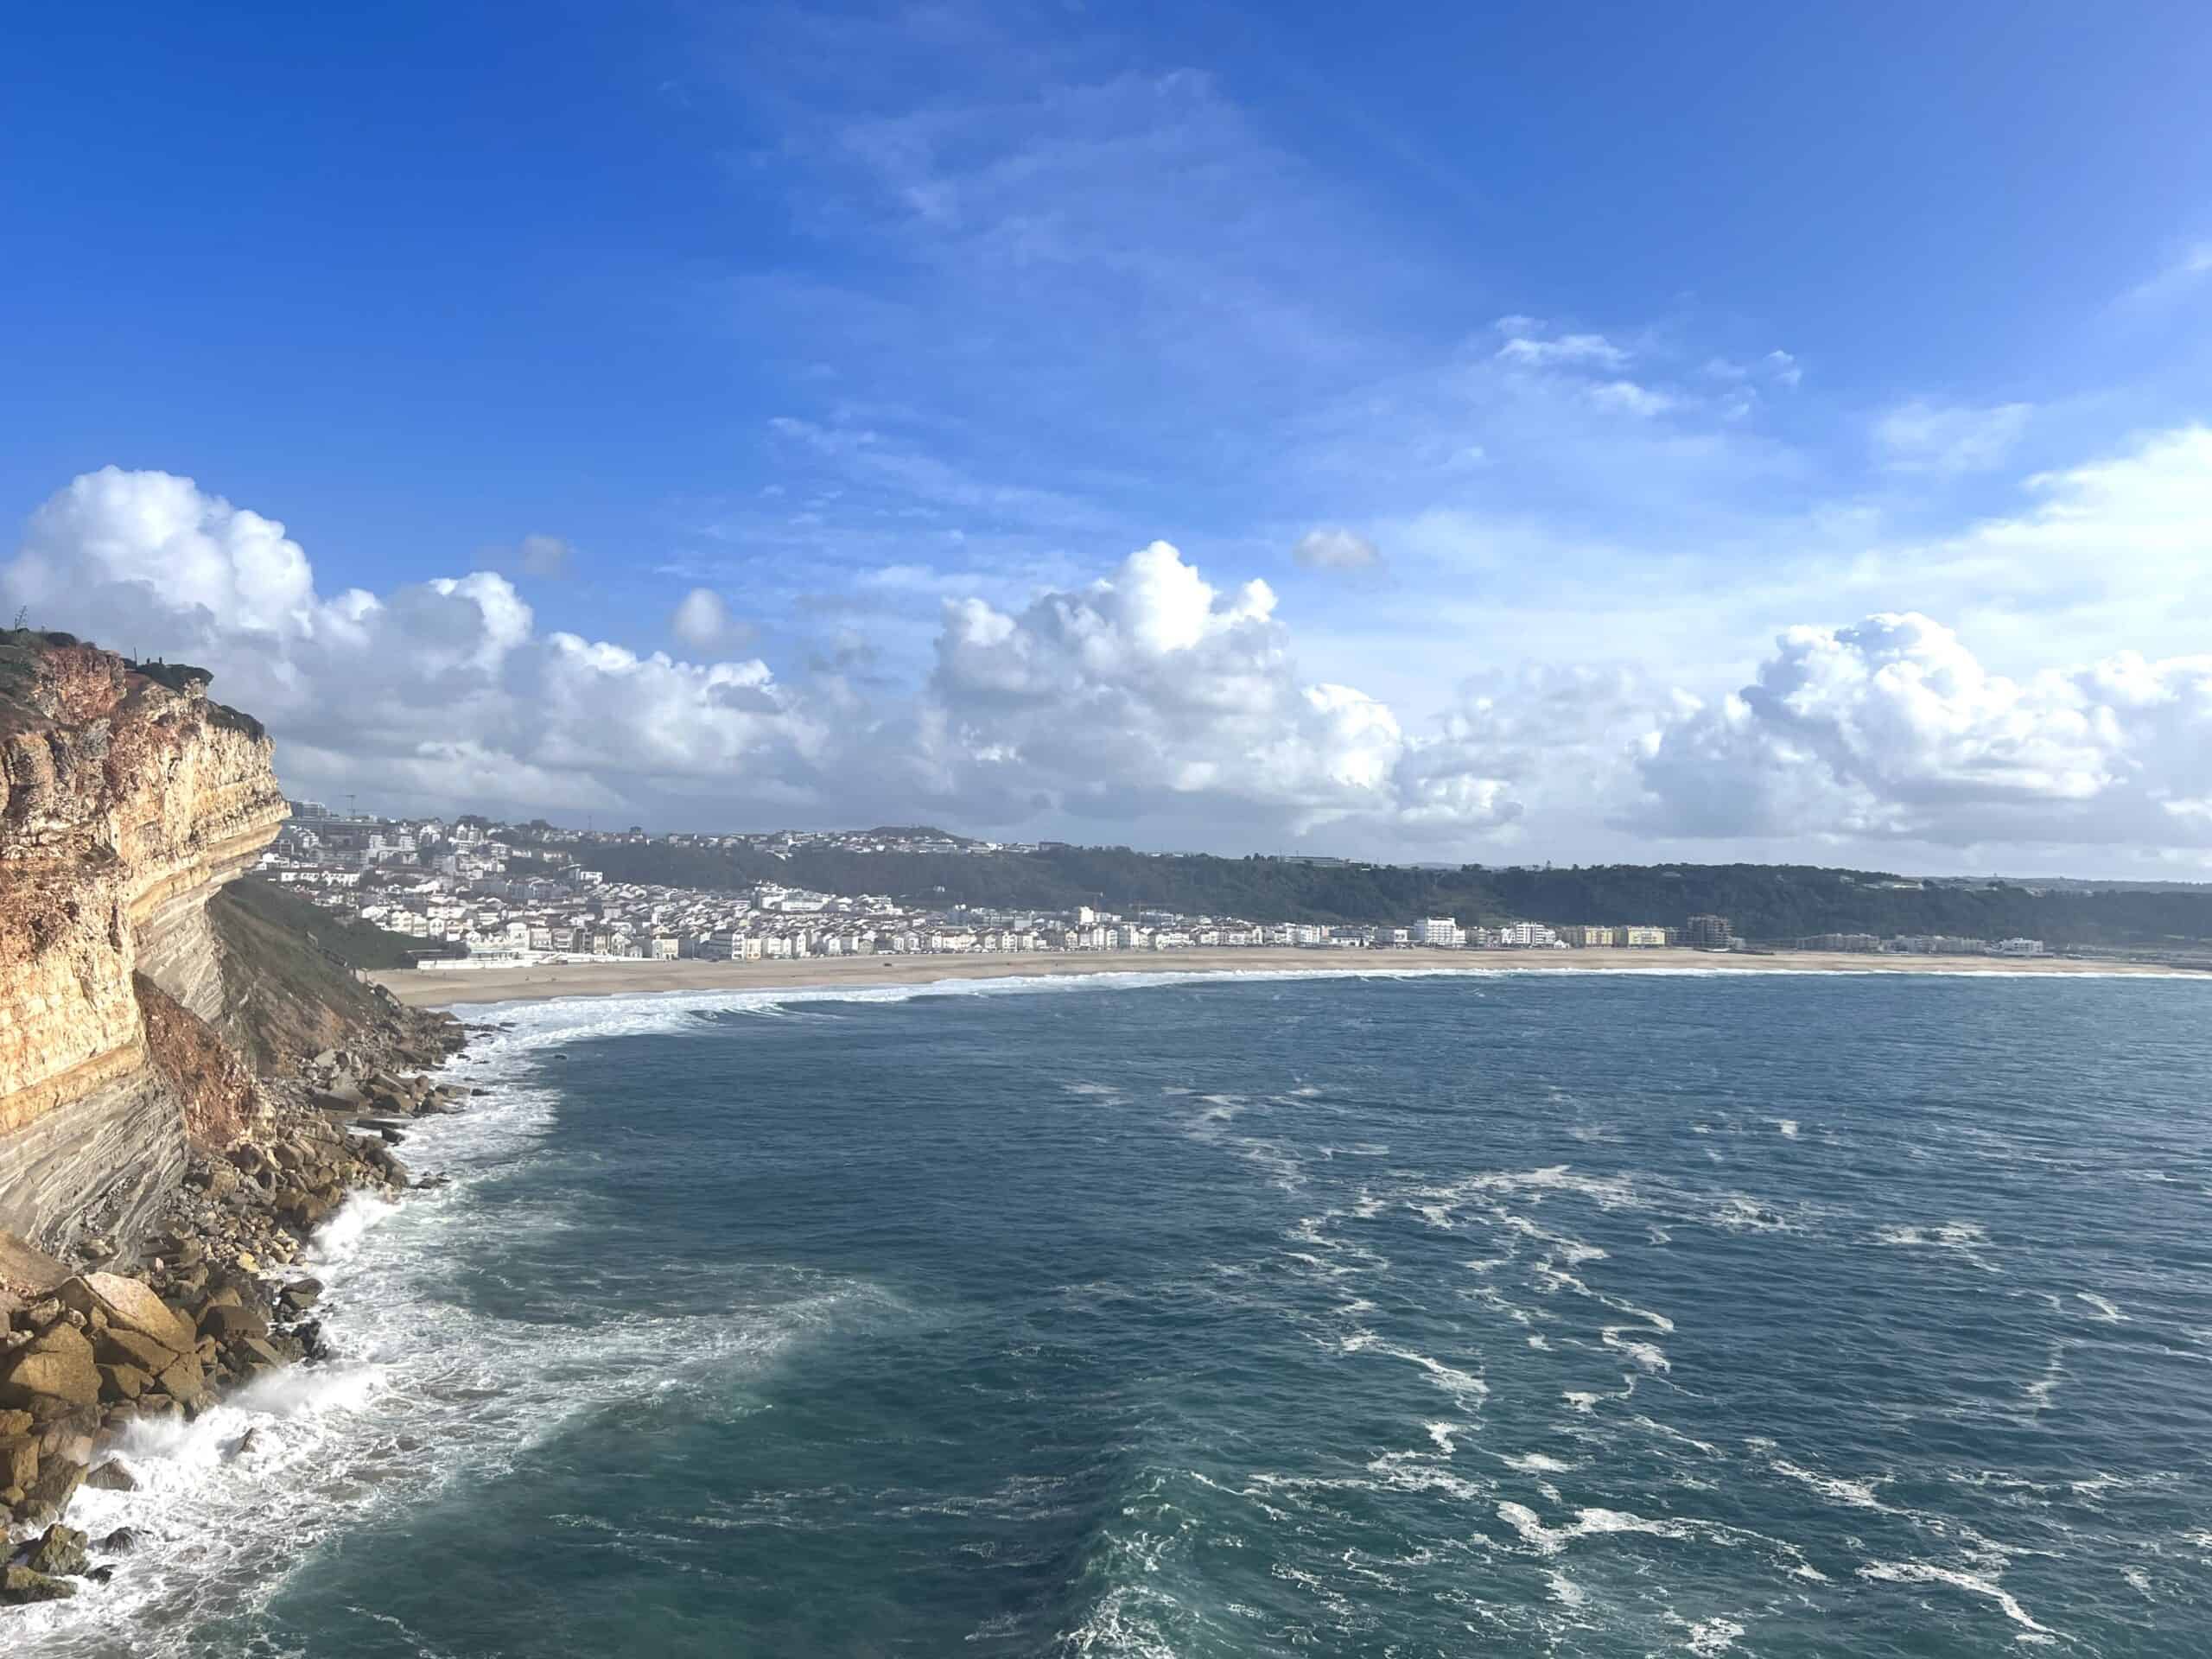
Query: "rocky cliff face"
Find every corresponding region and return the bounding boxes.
[0,632,288,1250]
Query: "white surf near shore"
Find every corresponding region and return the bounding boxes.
[11,972,1295,1654]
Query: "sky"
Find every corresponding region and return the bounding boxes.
[4,0,2211,875]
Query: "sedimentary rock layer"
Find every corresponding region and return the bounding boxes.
[0,634,286,1247]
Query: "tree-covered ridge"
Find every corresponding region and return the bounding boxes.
[543,839,2212,949]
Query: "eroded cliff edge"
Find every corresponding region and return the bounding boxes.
[0,631,287,1249]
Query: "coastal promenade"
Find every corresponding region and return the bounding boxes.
[366,945,2190,1007]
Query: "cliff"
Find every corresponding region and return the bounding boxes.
[0,632,473,1591]
[0,631,288,1250]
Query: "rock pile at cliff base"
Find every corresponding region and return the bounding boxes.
[0,1009,468,1605]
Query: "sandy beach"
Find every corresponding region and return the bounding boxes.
[365,945,2196,1007]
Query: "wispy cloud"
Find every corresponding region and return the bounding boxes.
[1292,525,1382,571]
[1495,324,1631,369]
[1872,399,2033,474]
[2120,240,2212,308]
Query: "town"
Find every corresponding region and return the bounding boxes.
[256,803,2049,968]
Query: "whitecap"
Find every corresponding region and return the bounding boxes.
[1770,1457,1890,1510]
[1496,1502,1825,1580]
[1857,1560,2056,1638]
[1503,1451,1575,1474]
[1685,1616,1746,1654]
[1544,1569,1588,1609]
[1633,1416,1722,1457]
[1602,1327,1672,1374]
[2024,1344,2066,1412]
[1873,1220,1999,1272]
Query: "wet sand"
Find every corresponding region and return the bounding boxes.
[367,946,2192,1008]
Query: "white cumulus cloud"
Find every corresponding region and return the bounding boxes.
[0,467,823,821]
[0,473,1526,846]
[1634,612,2212,849]
[928,540,1515,836]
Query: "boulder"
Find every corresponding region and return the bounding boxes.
[57,1274,197,1355]
[0,1409,29,1434]
[279,1192,336,1230]
[25,1522,89,1576]
[98,1526,139,1553]
[94,1326,178,1375]
[0,1325,101,1409]
[189,1162,241,1199]
[17,1455,85,1526]
[0,1565,76,1604]
[39,1420,95,1465]
[84,1459,137,1493]
[278,1278,325,1315]
[235,1336,286,1371]
[156,1350,208,1405]
[0,1433,35,1489]
[0,1231,71,1296]
[98,1363,150,1402]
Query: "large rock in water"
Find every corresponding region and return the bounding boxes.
[84,1459,138,1492]
[58,1273,197,1354]
[0,1564,77,1604]
[24,1522,89,1577]
[0,1324,100,1409]
[16,1454,85,1527]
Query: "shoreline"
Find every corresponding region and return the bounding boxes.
[368,945,2201,1008]
[0,1002,470,1612]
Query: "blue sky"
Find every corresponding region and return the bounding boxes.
[7,2,2212,872]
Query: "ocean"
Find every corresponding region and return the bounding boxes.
[16,969,2212,1656]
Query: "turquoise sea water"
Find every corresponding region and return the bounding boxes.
[20,970,2212,1656]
